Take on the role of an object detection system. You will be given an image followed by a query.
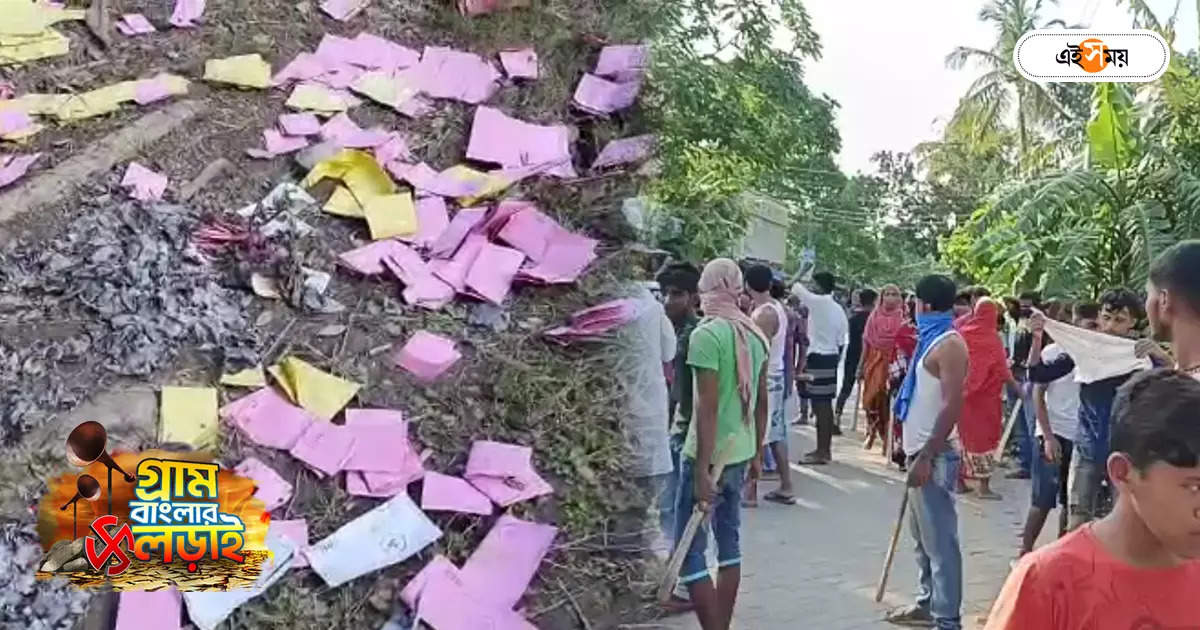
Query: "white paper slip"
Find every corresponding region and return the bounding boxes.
[304,491,442,587]
[183,532,297,630]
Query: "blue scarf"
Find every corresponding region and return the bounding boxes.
[893,311,956,423]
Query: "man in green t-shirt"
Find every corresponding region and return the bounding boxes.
[674,258,768,630]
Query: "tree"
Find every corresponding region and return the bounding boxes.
[644,0,844,261]
[944,0,1075,166]
[944,82,1200,297]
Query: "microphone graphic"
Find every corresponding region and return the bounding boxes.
[59,474,101,539]
[67,421,135,516]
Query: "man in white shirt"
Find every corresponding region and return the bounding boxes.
[1018,303,1098,557]
[1144,240,1200,379]
[619,284,677,555]
[790,270,849,464]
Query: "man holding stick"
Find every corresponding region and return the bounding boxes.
[885,275,968,630]
[673,258,769,630]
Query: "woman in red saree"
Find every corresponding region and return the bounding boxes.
[857,284,905,453]
[957,297,1015,499]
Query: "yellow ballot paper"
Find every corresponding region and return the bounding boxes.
[268,357,361,421]
[350,71,418,109]
[323,186,365,218]
[364,192,417,240]
[286,83,352,113]
[0,29,70,65]
[443,165,513,206]
[220,366,267,388]
[0,0,84,37]
[204,54,272,89]
[160,386,219,448]
[303,149,395,205]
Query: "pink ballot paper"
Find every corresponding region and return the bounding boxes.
[221,387,315,450]
[421,471,492,515]
[342,408,423,473]
[394,331,461,381]
[115,589,181,630]
[289,422,356,477]
[460,515,558,609]
[268,519,309,567]
[233,457,293,511]
[464,440,553,507]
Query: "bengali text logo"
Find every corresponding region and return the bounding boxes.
[1014,29,1169,83]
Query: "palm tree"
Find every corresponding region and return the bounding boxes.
[945,0,1075,166]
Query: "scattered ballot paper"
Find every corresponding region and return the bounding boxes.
[464,242,525,304]
[115,14,156,36]
[204,54,272,89]
[499,48,537,80]
[338,239,410,275]
[0,0,85,36]
[0,109,39,140]
[343,408,424,475]
[421,471,492,515]
[0,28,70,65]
[269,519,309,567]
[383,245,457,310]
[404,556,537,630]
[115,589,181,630]
[290,421,356,476]
[220,366,267,388]
[279,112,321,136]
[544,298,639,344]
[594,44,649,81]
[350,70,419,111]
[429,207,487,258]
[268,356,362,421]
[134,74,190,105]
[573,73,641,115]
[170,0,205,27]
[414,46,501,104]
[247,129,310,159]
[0,153,40,188]
[183,532,296,630]
[286,82,358,113]
[159,386,218,448]
[465,106,575,177]
[221,387,316,450]
[401,196,449,249]
[318,112,390,148]
[464,440,553,507]
[394,331,461,381]
[364,192,417,240]
[1042,318,1152,384]
[305,491,441,588]
[321,0,370,21]
[233,457,293,512]
[591,134,656,169]
[431,233,485,293]
[121,162,168,202]
[2,75,188,121]
[460,515,558,609]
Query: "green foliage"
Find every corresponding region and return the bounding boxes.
[1086,83,1137,171]
[645,0,843,262]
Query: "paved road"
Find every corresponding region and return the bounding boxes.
[644,414,1056,630]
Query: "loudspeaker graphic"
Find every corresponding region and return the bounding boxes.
[67,421,135,516]
[59,474,101,539]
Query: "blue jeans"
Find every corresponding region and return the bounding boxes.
[661,433,686,548]
[1006,381,1034,474]
[674,456,748,585]
[907,450,963,630]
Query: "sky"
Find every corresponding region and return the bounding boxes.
[800,0,1199,174]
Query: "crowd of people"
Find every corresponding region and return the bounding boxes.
[621,240,1200,630]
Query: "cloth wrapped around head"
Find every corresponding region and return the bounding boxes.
[864,283,905,350]
[697,258,769,422]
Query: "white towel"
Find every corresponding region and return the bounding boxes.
[1042,319,1151,384]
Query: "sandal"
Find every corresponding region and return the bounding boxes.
[796,453,830,465]
[977,490,1003,501]
[884,604,935,627]
[762,490,797,505]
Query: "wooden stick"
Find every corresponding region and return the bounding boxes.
[657,436,736,603]
[851,377,863,433]
[874,489,910,602]
[885,412,894,464]
[993,400,1024,463]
